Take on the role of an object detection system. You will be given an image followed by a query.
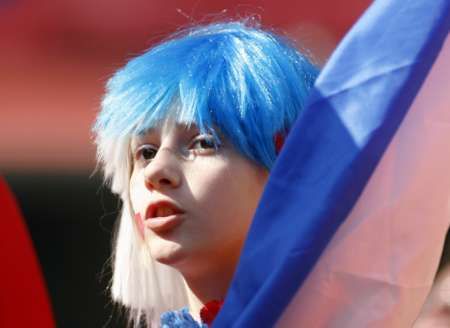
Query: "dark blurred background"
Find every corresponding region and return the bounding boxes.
[0,1,373,327]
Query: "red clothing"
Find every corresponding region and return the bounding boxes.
[0,177,55,327]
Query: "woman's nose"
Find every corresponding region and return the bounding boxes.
[143,148,181,191]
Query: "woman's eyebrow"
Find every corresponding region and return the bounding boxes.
[177,123,200,137]
[130,130,157,149]
[138,126,162,139]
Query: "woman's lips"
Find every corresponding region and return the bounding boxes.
[143,214,185,233]
[144,201,185,233]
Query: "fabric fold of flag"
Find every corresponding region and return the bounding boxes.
[214,0,450,327]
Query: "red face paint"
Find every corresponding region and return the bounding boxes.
[134,212,145,239]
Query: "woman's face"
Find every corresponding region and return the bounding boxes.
[129,119,268,274]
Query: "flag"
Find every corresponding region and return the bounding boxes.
[214,0,450,327]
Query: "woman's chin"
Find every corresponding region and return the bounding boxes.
[148,237,187,266]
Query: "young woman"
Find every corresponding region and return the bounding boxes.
[93,21,318,327]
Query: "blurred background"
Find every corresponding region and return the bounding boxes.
[0,0,373,327]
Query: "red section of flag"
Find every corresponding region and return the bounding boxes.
[0,177,55,327]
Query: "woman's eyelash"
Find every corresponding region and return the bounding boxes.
[190,135,221,150]
[135,145,158,161]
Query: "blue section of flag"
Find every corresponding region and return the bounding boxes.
[214,0,450,327]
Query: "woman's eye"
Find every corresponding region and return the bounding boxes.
[190,135,220,152]
[136,145,158,162]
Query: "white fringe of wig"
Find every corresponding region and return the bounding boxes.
[97,134,189,327]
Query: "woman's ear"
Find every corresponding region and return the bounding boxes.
[274,133,285,154]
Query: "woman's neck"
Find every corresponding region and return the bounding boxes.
[181,259,237,322]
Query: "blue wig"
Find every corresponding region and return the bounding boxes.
[94,21,318,169]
